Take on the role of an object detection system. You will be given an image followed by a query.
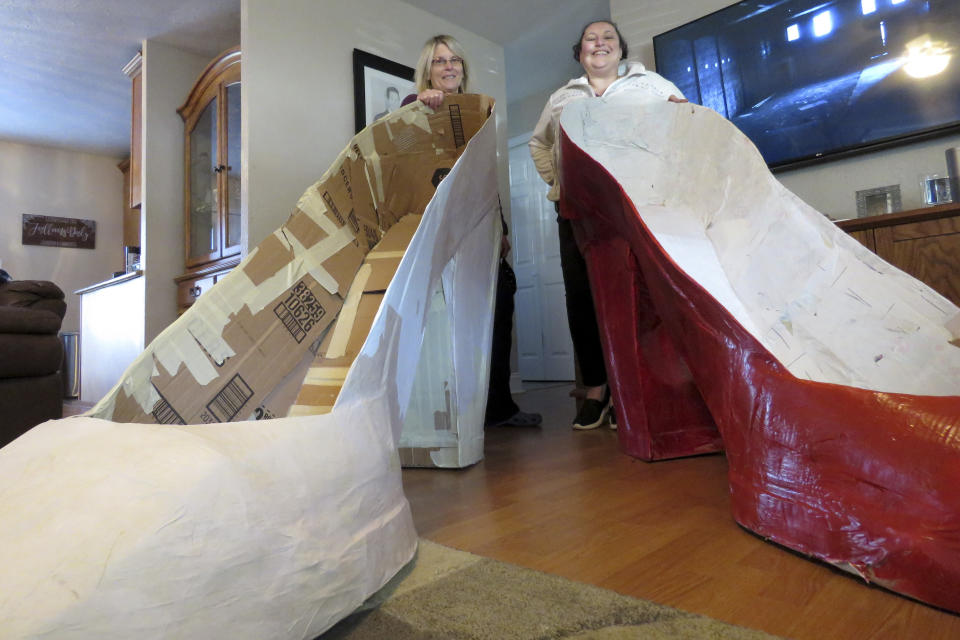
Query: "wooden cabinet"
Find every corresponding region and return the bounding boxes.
[175,47,241,313]
[117,157,142,259]
[174,260,237,313]
[837,202,960,306]
[178,47,241,269]
[122,53,142,209]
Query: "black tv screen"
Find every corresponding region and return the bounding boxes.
[653,0,960,169]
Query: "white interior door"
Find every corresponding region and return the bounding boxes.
[508,135,575,381]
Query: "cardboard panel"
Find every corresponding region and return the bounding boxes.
[86,95,493,425]
[288,217,418,416]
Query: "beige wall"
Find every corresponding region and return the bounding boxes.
[241,0,509,251]
[140,40,210,343]
[508,89,555,140]
[611,0,960,219]
[0,139,123,334]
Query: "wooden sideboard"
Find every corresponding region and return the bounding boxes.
[173,255,239,314]
[836,202,960,307]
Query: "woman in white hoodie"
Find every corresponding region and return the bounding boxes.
[529,20,686,430]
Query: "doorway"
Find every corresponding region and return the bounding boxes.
[507,134,575,382]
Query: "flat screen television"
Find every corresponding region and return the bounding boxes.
[652,0,960,170]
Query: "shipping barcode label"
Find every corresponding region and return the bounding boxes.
[322,190,346,227]
[152,388,185,425]
[448,104,464,148]
[347,209,361,247]
[274,280,326,343]
[393,126,417,151]
[206,374,254,422]
[363,224,380,251]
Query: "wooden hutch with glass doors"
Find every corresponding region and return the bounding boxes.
[174,47,242,314]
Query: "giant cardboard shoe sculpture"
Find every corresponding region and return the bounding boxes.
[558,93,960,613]
[0,95,498,638]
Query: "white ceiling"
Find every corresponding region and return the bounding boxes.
[0,0,607,157]
[0,0,242,156]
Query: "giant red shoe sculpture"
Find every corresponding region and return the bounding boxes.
[558,94,960,612]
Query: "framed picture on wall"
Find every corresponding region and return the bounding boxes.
[352,49,415,133]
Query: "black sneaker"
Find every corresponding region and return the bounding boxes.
[486,410,542,427]
[573,399,608,430]
[608,405,617,430]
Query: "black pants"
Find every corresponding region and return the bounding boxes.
[558,216,607,388]
[484,259,521,423]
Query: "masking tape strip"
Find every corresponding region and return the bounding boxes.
[144,224,353,396]
[155,327,221,386]
[87,392,118,421]
[187,307,238,365]
[101,310,200,414]
[245,225,355,314]
[366,251,406,260]
[97,354,161,418]
[325,263,372,359]
[296,188,340,237]
[362,163,382,216]
[301,366,351,386]
[355,130,385,205]
[303,226,356,294]
[147,274,253,391]
[288,404,334,416]
[399,107,432,132]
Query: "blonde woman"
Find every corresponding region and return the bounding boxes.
[400,35,541,428]
[400,34,470,109]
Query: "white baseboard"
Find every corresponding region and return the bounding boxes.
[509,372,524,394]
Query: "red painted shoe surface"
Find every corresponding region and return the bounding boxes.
[557,98,960,612]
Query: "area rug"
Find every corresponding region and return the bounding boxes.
[319,540,783,639]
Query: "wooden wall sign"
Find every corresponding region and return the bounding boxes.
[21,214,96,249]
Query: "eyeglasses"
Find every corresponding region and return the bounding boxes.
[431,56,463,67]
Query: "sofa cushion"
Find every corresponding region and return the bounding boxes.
[0,307,63,335]
[0,373,63,448]
[0,279,64,300]
[0,332,63,378]
[0,280,66,319]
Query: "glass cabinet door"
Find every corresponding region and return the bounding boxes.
[179,47,241,274]
[187,97,219,263]
[176,48,241,314]
[223,82,242,254]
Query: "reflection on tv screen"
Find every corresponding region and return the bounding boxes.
[653,0,960,168]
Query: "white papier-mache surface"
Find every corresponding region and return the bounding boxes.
[560,94,960,395]
[399,209,499,468]
[0,117,500,639]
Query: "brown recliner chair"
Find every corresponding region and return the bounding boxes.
[0,280,67,448]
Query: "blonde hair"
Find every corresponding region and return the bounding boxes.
[414,35,470,93]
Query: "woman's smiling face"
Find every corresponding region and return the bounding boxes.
[429,43,464,94]
[578,22,621,75]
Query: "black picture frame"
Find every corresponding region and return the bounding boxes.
[352,49,416,134]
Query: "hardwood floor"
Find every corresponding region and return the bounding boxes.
[62,398,95,417]
[402,383,960,640]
